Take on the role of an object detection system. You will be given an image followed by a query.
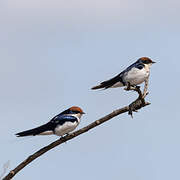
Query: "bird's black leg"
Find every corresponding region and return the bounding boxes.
[124,82,132,91]
[65,133,69,137]
[64,133,70,144]
[59,133,69,143]
[126,82,131,90]
[124,82,137,91]
[135,85,140,89]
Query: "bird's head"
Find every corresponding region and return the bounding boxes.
[69,106,85,115]
[69,106,85,119]
[60,106,85,119]
[137,57,156,67]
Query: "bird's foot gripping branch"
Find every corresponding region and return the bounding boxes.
[124,77,150,118]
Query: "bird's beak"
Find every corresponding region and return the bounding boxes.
[152,61,156,64]
[82,112,86,114]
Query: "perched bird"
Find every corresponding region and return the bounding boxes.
[16,106,85,137]
[91,57,155,90]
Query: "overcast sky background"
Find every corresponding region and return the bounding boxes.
[1,0,180,179]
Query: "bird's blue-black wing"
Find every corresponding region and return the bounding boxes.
[50,115,78,125]
[123,61,145,72]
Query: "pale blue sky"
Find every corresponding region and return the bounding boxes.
[1,0,180,179]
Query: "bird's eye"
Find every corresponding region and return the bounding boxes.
[136,64,144,70]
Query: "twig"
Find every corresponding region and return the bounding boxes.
[3,89,150,180]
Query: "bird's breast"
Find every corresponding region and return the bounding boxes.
[123,67,149,85]
[54,121,79,136]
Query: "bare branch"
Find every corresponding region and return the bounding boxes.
[3,88,150,180]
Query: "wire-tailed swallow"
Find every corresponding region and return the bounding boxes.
[16,106,85,137]
[91,57,155,90]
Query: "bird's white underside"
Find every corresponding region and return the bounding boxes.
[112,64,151,88]
[54,121,79,136]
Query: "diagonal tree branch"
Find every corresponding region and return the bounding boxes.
[3,86,151,180]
